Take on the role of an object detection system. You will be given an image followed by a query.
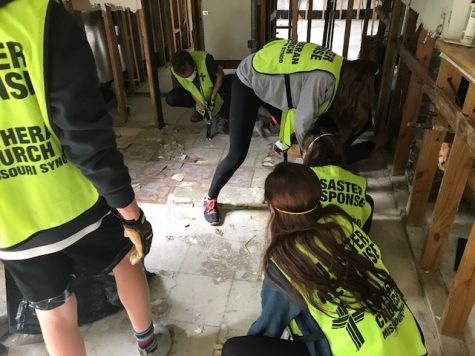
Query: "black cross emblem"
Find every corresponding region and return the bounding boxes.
[199,72,206,82]
[331,304,365,350]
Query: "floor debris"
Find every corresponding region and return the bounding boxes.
[172,173,185,182]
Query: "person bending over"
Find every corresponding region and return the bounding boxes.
[203,39,378,225]
[222,163,426,356]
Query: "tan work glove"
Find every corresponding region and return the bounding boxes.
[121,209,153,265]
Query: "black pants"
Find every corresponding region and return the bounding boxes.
[208,75,281,199]
[222,336,311,356]
[165,74,234,117]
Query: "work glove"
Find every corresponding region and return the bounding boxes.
[121,209,153,265]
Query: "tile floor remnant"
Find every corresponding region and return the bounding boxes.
[2,68,473,356]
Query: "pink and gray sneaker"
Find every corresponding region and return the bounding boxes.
[203,196,219,225]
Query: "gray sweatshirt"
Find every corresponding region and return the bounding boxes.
[237,54,336,147]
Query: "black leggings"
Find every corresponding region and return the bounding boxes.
[222,336,311,356]
[208,75,280,199]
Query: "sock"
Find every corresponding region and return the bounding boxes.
[135,322,157,353]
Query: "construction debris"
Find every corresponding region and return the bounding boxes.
[172,173,185,182]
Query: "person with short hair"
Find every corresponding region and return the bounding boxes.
[0,1,171,355]
[166,50,232,124]
[222,163,427,356]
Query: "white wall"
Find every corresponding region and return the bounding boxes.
[402,0,471,40]
[201,0,252,60]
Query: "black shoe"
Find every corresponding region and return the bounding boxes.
[190,111,203,123]
[203,196,219,225]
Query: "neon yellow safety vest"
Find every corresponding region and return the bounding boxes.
[171,51,223,117]
[0,0,101,257]
[274,218,426,356]
[311,165,372,228]
[252,40,343,149]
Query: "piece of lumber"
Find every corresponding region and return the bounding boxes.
[342,0,354,58]
[138,6,165,128]
[150,0,167,65]
[291,0,299,42]
[374,0,402,133]
[392,29,436,176]
[436,41,475,81]
[387,9,418,140]
[119,11,136,93]
[398,41,475,157]
[307,0,314,42]
[405,59,461,226]
[440,223,475,336]
[103,5,128,124]
[420,83,475,270]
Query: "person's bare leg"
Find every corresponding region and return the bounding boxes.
[113,254,152,332]
[36,295,86,356]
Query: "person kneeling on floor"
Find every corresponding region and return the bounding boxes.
[166,49,232,132]
[222,163,427,356]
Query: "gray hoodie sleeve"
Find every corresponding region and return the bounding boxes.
[293,72,335,148]
[45,2,134,208]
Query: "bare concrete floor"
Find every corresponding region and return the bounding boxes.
[3,68,474,355]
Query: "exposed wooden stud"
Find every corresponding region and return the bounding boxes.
[160,0,176,60]
[370,0,377,35]
[190,0,203,49]
[291,0,299,41]
[362,0,372,37]
[103,5,128,124]
[339,0,343,20]
[130,11,146,81]
[150,0,167,65]
[392,29,436,176]
[374,0,403,133]
[126,10,141,81]
[405,59,461,226]
[386,9,418,140]
[440,223,475,336]
[119,11,136,94]
[169,0,182,50]
[138,6,165,128]
[420,83,475,270]
[356,0,361,20]
[185,0,194,48]
[342,0,354,58]
[307,0,314,42]
[398,42,475,157]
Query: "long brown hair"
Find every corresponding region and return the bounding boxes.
[264,162,400,317]
[326,60,377,143]
[302,129,345,167]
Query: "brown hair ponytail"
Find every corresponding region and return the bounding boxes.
[264,162,401,317]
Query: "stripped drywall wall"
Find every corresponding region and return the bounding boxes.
[402,0,472,40]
